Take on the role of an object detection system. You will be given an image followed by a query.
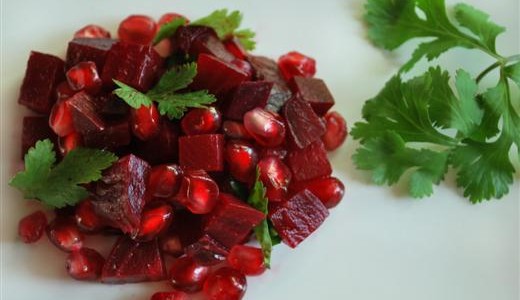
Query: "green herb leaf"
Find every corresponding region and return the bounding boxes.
[153,17,187,45]
[247,169,272,268]
[505,62,520,87]
[9,139,117,208]
[148,63,197,95]
[156,91,216,119]
[234,29,256,51]
[113,80,153,109]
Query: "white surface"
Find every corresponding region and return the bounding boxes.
[1,0,519,299]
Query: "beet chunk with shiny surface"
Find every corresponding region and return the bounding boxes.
[269,189,329,248]
[83,120,131,150]
[67,91,105,135]
[101,237,166,283]
[185,233,229,266]
[179,134,224,172]
[191,54,248,97]
[173,26,235,62]
[92,154,150,235]
[134,120,179,165]
[283,97,326,149]
[21,116,57,158]
[287,141,332,182]
[290,76,335,116]
[224,81,273,121]
[65,38,116,70]
[18,51,65,114]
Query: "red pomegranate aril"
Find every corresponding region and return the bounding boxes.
[148,164,183,198]
[118,15,157,45]
[58,132,83,156]
[181,107,222,136]
[160,233,184,257]
[227,245,266,276]
[259,147,288,160]
[151,291,188,300]
[231,59,253,80]
[243,108,286,148]
[131,104,161,141]
[203,267,247,300]
[175,169,219,214]
[224,38,247,60]
[66,248,105,281]
[66,61,102,94]
[74,24,111,39]
[18,211,47,243]
[322,111,348,151]
[158,13,189,26]
[225,140,258,183]
[258,157,292,202]
[278,51,316,81]
[46,217,84,252]
[75,198,104,232]
[222,121,252,140]
[135,201,174,242]
[55,81,75,101]
[169,256,210,293]
[49,100,75,137]
[291,177,345,208]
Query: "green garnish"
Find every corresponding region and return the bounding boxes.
[152,17,187,45]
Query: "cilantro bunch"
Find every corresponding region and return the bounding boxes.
[352,0,520,203]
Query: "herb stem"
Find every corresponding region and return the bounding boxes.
[476,55,520,83]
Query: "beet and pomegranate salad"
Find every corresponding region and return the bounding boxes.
[11,9,348,300]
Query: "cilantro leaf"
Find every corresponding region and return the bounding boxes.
[156,91,217,119]
[113,80,153,109]
[9,139,117,208]
[448,70,483,137]
[149,63,197,95]
[234,29,256,51]
[505,62,520,87]
[152,17,187,45]
[247,169,272,268]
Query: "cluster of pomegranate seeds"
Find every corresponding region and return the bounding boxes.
[16,10,348,300]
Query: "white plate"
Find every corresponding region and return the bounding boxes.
[1,0,519,299]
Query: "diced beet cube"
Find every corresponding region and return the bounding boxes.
[185,233,229,266]
[67,91,105,135]
[18,51,65,114]
[269,189,329,248]
[173,26,235,62]
[101,237,166,283]
[179,134,224,172]
[65,38,117,70]
[170,209,204,247]
[83,120,131,149]
[92,154,150,235]
[223,81,273,121]
[290,76,335,116]
[283,97,326,149]
[191,54,248,98]
[101,41,163,92]
[134,120,179,165]
[21,116,57,158]
[204,193,264,248]
[287,141,332,182]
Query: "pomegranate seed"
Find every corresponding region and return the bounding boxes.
[118,15,157,45]
[203,267,247,300]
[148,164,183,198]
[160,233,184,257]
[66,61,102,94]
[175,169,219,214]
[258,157,292,202]
[243,108,286,148]
[169,256,209,293]
[158,13,189,26]
[75,198,104,232]
[321,111,348,151]
[74,24,111,39]
[291,177,345,208]
[49,100,75,137]
[135,201,174,242]
[225,140,258,183]
[66,248,105,281]
[259,147,288,160]
[222,121,252,140]
[58,132,83,156]
[231,59,253,80]
[224,38,247,60]
[131,104,161,141]
[278,51,316,81]
[227,245,266,276]
[151,291,188,300]
[46,217,84,252]
[181,107,222,136]
[18,211,47,243]
[55,81,75,101]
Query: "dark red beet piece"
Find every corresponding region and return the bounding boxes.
[67,91,105,135]
[204,193,264,248]
[65,38,116,71]
[191,54,248,97]
[66,248,105,281]
[290,76,335,116]
[101,41,163,92]
[222,121,252,140]
[92,154,150,235]
[185,233,229,266]
[203,267,247,300]
[18,51,64,114]
[172,26,235,62]
[169,209,204,248]
[83,120,131,150]
[134,120,179,165]
[21,116,57,158]
[179,134,224,172]
[269,189,329,248]
[283,97,326,149]
[18,211,47,243]
[287,141,332,182]
[224,81,273,121]
[101,237,166,283]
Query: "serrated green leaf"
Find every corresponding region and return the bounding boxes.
[113,80,153,109]
[450,69,483,136]
[505,62,520,87]
[235,29,256,51]
[153,17,186,45]
[247,169,272,268]
[149,63,197,95]
[157,91,216,120]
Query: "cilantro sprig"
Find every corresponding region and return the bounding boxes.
[353,0,520,203]
[9,139,117,208]
[153,17,187,45]
[113,63,217,119]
